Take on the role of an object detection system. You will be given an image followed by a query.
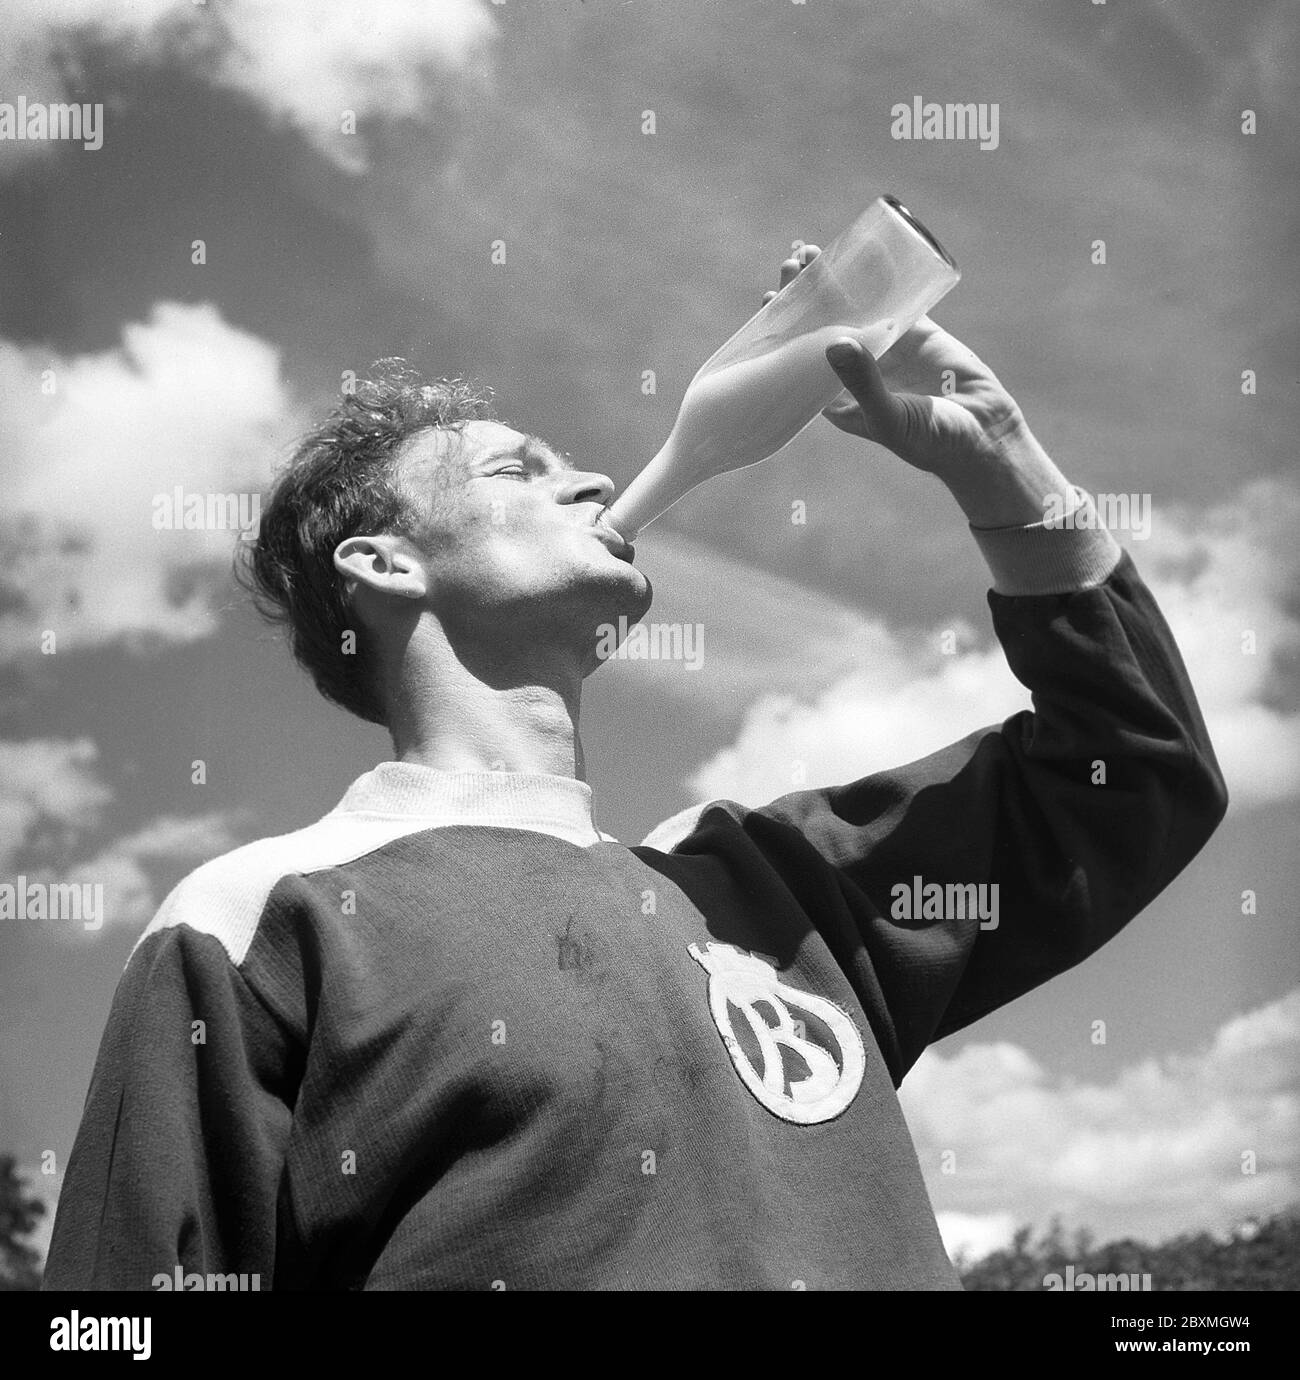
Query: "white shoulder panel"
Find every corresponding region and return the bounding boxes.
[130,813,443,969]
[638,800,715,854]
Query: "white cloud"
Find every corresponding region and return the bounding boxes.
[0,736,239,935]
[212,0,497,173]
[1139,477,1300,811]
[899,989,1300,1255]
[934,1211,1018,1264]
[687,477,1300,813]
[0,738,112,871]
[687,628,1026,806]
[108,811,245,862]
[0,301,302,658]
[59,814,239,936]
[0,0,497,172]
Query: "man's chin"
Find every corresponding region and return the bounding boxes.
[584,578,654,676]
[623,566,653,616]
[592,560,653,619]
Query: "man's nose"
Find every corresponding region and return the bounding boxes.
[556,470,615,508]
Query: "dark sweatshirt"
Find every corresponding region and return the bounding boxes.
[43,502,1227,1290]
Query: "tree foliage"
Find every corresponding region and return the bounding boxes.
[960,1206,1300,1291]
[0,1155,46,1292]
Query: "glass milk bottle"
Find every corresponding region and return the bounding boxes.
[605,195,960,540]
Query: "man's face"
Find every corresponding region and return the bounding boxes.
[396,420,652,653]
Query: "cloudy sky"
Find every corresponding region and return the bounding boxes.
[1,0,1296,1269]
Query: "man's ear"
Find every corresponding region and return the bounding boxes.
[333,534,428,602]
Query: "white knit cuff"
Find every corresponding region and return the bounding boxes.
[970,486,1123,596]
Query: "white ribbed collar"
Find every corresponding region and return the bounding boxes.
[329,761,616,847]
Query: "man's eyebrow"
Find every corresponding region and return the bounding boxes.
[479,436,574,470]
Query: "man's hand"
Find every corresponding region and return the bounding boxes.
[764,244,1075,529]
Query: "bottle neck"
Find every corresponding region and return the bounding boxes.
[605,434,693,540]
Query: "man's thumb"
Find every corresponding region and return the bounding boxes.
[824,335,899,440]
[825,337,866,371]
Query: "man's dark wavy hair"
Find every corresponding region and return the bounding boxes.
[235,359,494,726]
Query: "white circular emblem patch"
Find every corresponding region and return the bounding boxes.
[687,941,865,1124]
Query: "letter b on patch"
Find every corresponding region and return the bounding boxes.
[688,942,865,1124]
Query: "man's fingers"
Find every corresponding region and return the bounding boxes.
[820,396,868,439]
[824,336,903,444]
[780,244,822,286]
[763,243,824,305]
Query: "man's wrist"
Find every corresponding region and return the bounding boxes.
[931,417,1072,529]
[925,415,1125,596]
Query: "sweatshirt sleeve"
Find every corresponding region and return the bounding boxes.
[754,542,1229,1084]
[42,923,299,1290]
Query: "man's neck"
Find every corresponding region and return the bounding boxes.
[386,634,586,780]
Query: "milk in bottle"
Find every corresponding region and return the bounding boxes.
[605,195,959,540]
